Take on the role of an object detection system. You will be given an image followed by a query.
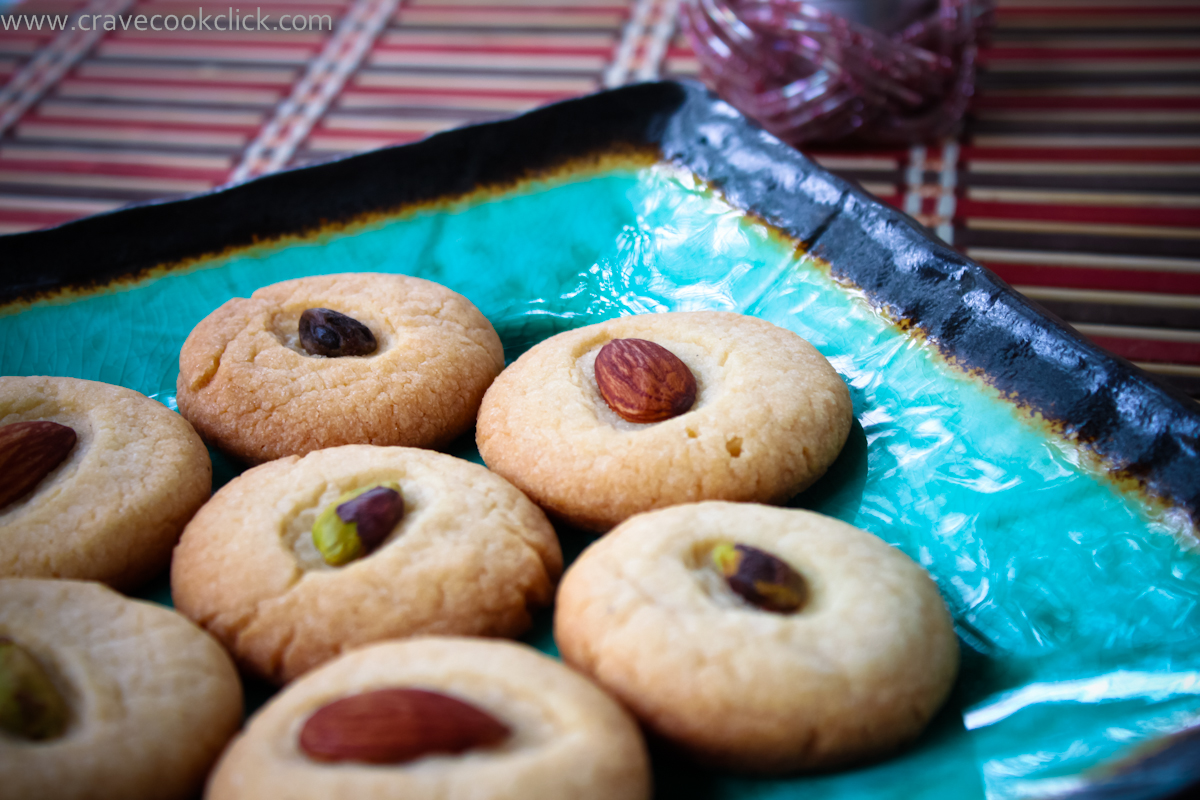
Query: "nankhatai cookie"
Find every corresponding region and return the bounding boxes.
[554,502,959,773]
[176,273,504,464]
[0,578,242,800]
[476,311,853,531]
[172,445,562,683]
[0,376,211,589]
[206,637,650,800]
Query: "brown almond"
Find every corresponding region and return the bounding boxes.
[594,338,697,423]
[0,421,77,511]
[299,688,510,764]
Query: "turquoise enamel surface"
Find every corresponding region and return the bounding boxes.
[2,163,1197,799]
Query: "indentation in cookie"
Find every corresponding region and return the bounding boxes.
[298,687,511,764]
[711,542,807,613]
[298,309,378,358]
[283,477,417,571]
[311,483,405,566]
[686,540,741,609]
[594,339,697,423]
[576,338,715,431]
[687,539,809,614]
[0,407,92,517]
[270,309,388,359]
[0,636,71,741]
[0,421,77,511]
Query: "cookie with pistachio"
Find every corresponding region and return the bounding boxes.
[0,578,242,800]
[171,445,562,684]
[554,502,960,773]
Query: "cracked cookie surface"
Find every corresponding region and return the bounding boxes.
[171,445,562,684]
[554,502,960,773]
[0,376,211,589]
[177,273,504,464]
[206,637,650,800]
[0,578,242,800]
[476,311,854,531]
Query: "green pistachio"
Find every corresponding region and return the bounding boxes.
[312,482,404,566]
[711,542,807,614]
[0,637,69,741]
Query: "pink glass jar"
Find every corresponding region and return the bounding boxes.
[681,0,993,146]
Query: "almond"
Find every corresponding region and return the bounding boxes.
[594,338,697,423]
[299,688,511,764]
[0,421,77,510]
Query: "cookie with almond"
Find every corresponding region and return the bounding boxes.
[477,311,853,531]
[206,637,649,800]
[0,376,211,589]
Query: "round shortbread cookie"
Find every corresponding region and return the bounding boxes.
[554,502,960,773]
[206,637,650,800]
[476,312,853,531]
[0,578,242,800]
[172,445,562,684]
[0,376,212,589]
[176,273,504,464]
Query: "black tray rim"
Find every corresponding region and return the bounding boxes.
[1,79,1196,534]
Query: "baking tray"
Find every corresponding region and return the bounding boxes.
[2,81,1199,800]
